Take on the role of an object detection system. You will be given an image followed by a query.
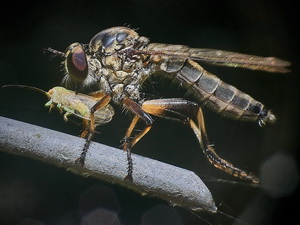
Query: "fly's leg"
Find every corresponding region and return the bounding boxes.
[76,119,93,166]
[76,119,94,166]
[122,98,154,181]
[190,107,259,183]
[80,119,89,139]
[75,93,111,166]
[141,98,259,183]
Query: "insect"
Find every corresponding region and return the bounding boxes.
[45,26,290,183]
[2,85,115,163]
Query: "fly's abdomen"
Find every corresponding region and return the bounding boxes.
[159,59,276,125]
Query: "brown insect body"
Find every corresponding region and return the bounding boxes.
[156,57,276,126]
[45,26,291,182]
[61,27,288,126]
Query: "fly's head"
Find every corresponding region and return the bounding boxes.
[48,27,150,96]
[62,42,98,93]
[64,43,88,91]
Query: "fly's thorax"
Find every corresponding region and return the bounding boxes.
[97,66,149,104]
[89,45,151,104]
[89,27,139,54]
[88,27,149,56]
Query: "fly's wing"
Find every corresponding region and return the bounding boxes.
[145,43,291,73]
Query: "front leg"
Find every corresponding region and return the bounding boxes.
[75,93,112,166]
[122,98,153,180]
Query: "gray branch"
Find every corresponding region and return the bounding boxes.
[0,116,217,213]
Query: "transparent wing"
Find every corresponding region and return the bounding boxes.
[145,43,291,73]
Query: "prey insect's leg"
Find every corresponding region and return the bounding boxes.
[142,98,259,183]
[75,93,111,166]
[122,98,154,180]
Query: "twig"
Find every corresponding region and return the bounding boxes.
[0,116,217,213]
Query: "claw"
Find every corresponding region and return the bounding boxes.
[124,174,133,182]
[75,157,85,166]
[63,112,72,122]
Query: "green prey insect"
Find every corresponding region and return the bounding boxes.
[2,85,114,164]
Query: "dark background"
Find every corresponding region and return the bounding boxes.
[0,0,299,224]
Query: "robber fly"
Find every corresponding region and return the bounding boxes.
[46,26,291,183]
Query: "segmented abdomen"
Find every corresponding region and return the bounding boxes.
[159,59,275,125]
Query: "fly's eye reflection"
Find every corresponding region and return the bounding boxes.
[101,32,128,48]
[65,43,88,81]
[116,32,128,43]
[101,34,116,48]
[88,27,137,53]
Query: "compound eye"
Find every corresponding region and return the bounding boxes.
[65,43,88,81]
